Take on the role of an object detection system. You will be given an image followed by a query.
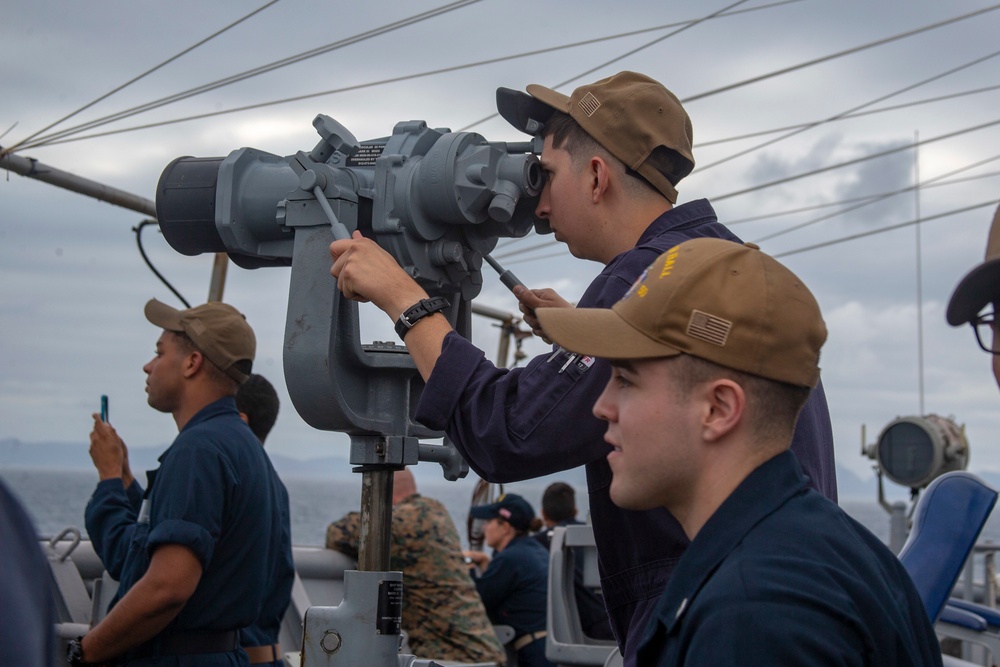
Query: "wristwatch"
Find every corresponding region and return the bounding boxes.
[394,297,450,340]
[66,636,96,666]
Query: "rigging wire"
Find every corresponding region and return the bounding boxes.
[709,116,1000,202]
[457,0,755,132]
[4,0,279,155]
[489,4,1000,233]
[696,47,1000,173]
[484,4,1000,233]
[447,33,1000,258]
[913,131,925,415]
[493,160,1000,262]
[682,3,1000,104]
[18,1,797,148]
[697,83,1000,148]
[504,248,575,268]
[771,199,1000,259]
[15,0,484,151]
[10,2,1000,272]
[751,153,1000,243]
[0,122,16,143]
[23,1,994,162]
[725,169,1000,225]
[10,2,998,156]
[492,239,552,262]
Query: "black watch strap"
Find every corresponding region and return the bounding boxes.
[395,297,450,340]
[66,637,95,667]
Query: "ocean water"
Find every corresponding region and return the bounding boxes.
[5,466,1000,550]
[0,467,561,549]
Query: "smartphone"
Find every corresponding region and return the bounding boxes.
[100,395,109,422]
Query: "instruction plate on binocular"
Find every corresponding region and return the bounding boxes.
[376,579,403,635]
[346,143,386,167]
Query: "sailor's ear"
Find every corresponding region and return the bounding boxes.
[700,379,744,443]
[182,350,204,379]
[589,156,611,204]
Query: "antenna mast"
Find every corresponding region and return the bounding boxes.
[914,130,925,415]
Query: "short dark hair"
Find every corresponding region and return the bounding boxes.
[544,112,610,163]
[543,111,682,199]
[541,482,577,522]
[667,355,811,446]
[235,374,280,444]
[169,330,241,393]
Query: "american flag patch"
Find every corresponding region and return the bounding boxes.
[579,92,601,116]
[687,310,732,346]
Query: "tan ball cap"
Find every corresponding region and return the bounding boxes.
[145,298,256,383]
[537,238,827,388]
[496,71,694,204]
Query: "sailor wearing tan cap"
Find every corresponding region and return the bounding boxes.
[537,238,942,666]
[329,71,837,664]
[947,204,1000,388]
[75,300,283,666]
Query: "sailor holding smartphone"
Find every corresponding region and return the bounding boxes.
[74,299,280,667]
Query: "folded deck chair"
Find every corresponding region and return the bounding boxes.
[897,471,998,624]
[546,525,617,666]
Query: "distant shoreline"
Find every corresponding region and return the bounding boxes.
[9,436,999,502]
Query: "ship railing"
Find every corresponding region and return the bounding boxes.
[954,542,1000,607]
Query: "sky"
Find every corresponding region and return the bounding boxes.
[2,0,1000,492]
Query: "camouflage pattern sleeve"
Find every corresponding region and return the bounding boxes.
[325,511,362,560]
[391,495,507,665]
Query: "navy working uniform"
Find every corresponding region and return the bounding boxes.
[472,535,554,667]
[415,199,838,665]
[86,397,282,666]
[637,450,942,666]
[0,479,56,667]
[240,471,294,667]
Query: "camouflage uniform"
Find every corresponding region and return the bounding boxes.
[326,493,506,665]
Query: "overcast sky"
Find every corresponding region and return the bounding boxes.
[2,0,1000,492]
